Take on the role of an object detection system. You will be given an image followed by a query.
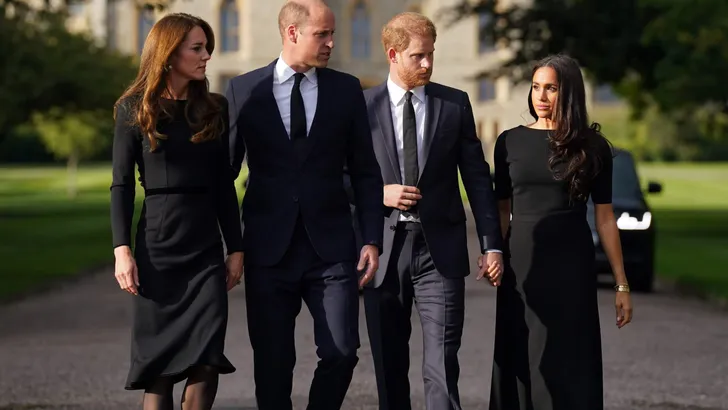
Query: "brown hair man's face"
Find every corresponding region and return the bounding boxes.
[395,35,434,88]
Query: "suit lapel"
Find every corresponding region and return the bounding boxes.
[373,83,402,184]
[421,84,442,175]
[257,60,291,147]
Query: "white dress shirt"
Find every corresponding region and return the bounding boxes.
[386,77,502,255]
[273,54,317,138]
[387,76,427,222]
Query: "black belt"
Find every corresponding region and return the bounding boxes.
[396,221,422,231]
[144,186,209,196]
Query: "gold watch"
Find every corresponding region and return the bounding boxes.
[614,284,630,293]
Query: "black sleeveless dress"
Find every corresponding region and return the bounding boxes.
[489,125,613,410]
[110,97,243,390]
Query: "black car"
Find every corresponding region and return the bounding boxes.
[586,148,662,292]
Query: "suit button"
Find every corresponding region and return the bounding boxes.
[389,225,396,231]
[293,196,299,203]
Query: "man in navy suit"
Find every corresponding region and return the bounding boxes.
[361,12,504,410]
[225,1,383,409]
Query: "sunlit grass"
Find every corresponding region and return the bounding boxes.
[2,162,726,301]
[459,162,728,299]
[638,163,728,298]
[0,163,247,301]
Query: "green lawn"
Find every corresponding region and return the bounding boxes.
[0,164,116,300]
[638,163,728,298]
[0,163,247,302]
[460,162,728,299]
[1,162,726,302]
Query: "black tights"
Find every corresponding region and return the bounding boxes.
[143,366,219,410]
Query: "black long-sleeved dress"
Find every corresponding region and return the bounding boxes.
[110,97,243,390]
[489,125,613,410]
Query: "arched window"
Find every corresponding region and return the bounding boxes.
[68,3,85,17]
[478,78,496,102]
[478,12,494,53]
[220,0,239,52]
[350,1,370,60]
[137,7,155,54]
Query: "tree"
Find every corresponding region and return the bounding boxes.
[0,0,138,142]
[438,0,728,121]
[32,109,110,198]
[0,0,187,143]
[1,0,179,11]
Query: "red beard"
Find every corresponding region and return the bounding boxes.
[400,67,432,89]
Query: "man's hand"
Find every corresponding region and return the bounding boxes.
[225,251,244,291]
[384,184,422,211]
[477,252,503,286]
[357,244,379,288]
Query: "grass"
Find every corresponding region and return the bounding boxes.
[0,162,726,301]
[0,164,117,301]
[459,162,728,299]
[0,163,247,302]
[638,163,728,298]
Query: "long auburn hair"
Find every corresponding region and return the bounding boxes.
[114,12,222,151]
[528,54,611,202]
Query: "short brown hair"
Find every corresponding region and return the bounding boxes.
[278,0,319,38]
[381,12,437,54]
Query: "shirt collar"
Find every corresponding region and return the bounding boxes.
[387,75,426,106]
[275,53,318,85]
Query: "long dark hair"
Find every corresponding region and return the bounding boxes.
[113,13,223,151]
[528,54,610,202]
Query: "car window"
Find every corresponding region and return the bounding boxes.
[611,151,642,199]
[586,150,642,227]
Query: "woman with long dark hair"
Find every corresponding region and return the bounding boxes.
[489,54,633,410]
[110,13,243,410]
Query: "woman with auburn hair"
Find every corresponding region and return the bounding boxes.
[110,12,243,410]
[489,54,633,410]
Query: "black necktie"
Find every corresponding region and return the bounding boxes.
[403,91,419,187]
[290,72,306,142]
[403,91,419,216]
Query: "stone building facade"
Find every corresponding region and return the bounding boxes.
[67,0,620,160]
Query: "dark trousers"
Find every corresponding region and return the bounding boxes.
[364,222,466,410]
[244,216,360,410]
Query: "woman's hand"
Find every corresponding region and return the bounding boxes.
[615,290,633,328]
[226,251,244,291]
[477,252,503,287]
[114,246,139,295]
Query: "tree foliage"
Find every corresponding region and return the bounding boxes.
[1,0,178,12]
[32,109,109,161]
[32,108,111,197]
[0,0,138,140]
[438,0,728,119]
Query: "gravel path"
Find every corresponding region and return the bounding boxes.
[1,222,727,410]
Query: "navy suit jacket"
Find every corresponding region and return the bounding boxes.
[362,81,503,287]
[226,60,384,267]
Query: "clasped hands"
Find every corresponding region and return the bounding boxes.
[477,252,503,287]
[385,184,503,286]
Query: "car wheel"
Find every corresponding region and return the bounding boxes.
[626,261,654,293]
